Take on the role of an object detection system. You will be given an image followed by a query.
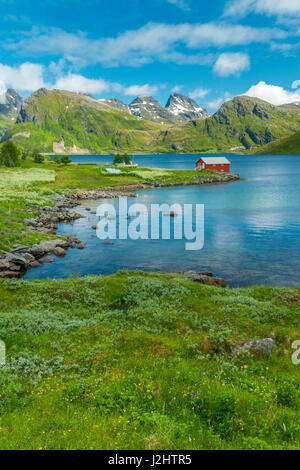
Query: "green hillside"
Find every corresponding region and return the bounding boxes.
[4,89,167,154]
[159,96,300,153]
[2,90,300,154]
[253,130,300,154]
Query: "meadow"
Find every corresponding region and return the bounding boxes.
[0,272,299,449]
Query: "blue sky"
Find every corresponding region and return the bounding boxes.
[1,0,300,111]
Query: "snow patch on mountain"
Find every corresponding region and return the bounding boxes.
[165,93,209,120]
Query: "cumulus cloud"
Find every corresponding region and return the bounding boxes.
[224,0,300,19]
[213,52,250,76]
[189,88,211,99]
[5,22,286,68]
[54,74,110,94]
[243,81,300,104]
[123,84,159,96]
[0,62,46,92]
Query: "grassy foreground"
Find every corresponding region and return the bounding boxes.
[0,271,299,450]
[0,162,221,252]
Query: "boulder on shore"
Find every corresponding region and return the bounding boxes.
[185,271,226,288]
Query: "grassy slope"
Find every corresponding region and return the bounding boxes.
[4,91,300,154]
[0,272,299,450]
[253,131,300,155]
[0,162,217,252]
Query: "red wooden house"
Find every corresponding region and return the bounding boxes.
[196,156,230,173]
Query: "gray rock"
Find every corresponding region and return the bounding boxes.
[30,260,41,268]
[0,259,11,271]
[185,272,226,288]
[6,253,31,267]
[77,242,87,250]
[39,256,55,263]
[232,338,275,358]
[0,271,20,278]
[53,247,67,257]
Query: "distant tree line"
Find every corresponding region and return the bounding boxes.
[0,141,72,167]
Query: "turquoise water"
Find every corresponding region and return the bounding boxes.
[26,154,300,287]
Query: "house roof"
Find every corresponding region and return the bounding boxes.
[197,157,230,165]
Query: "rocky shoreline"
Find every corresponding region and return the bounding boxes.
[0,173,239,279]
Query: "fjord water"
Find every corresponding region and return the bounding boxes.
[26,154,300,287]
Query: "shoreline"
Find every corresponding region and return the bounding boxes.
[0,173,240,280]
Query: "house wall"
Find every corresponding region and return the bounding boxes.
[196,160,230,173]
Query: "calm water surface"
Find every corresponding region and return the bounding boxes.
[25,154,300,287]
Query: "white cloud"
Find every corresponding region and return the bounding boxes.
[171,85,183,93]
[292,79,300,88]
[166,0,190,11]
[213,52,250,76]
[206,92,232,110]
[0,62,46,92]
[206,97,224,110]
[189,88,211,99]
[243,81,300,104]
[123,84,159,96]
[5,22,286,68]
[224,0,300,19]
[54,73,110,94]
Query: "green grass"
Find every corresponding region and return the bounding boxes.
[0,271,299,449]
[253,131,300,155]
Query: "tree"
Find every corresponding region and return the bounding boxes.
[33,150,44,164]
[112,154,123,165]
[61,155,71,165]
[20,148,29,166]
[53,154,61,164]
[0,141,21,167]
[123,153,132,165]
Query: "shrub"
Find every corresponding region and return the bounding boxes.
[53,154,61,164]
[61,155,71,165]
[0,141,21,167]
[210,391,236,436]
[242,437,272,450]
[276,381,297,407]
[33,150,44,164]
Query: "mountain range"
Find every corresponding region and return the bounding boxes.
[1,88,300,154]
[100,93,208,123]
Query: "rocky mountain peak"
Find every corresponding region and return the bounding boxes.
[99,98,130,113]
[0,88,22,115]
[165,93,209,120]
[129,96,176,123]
